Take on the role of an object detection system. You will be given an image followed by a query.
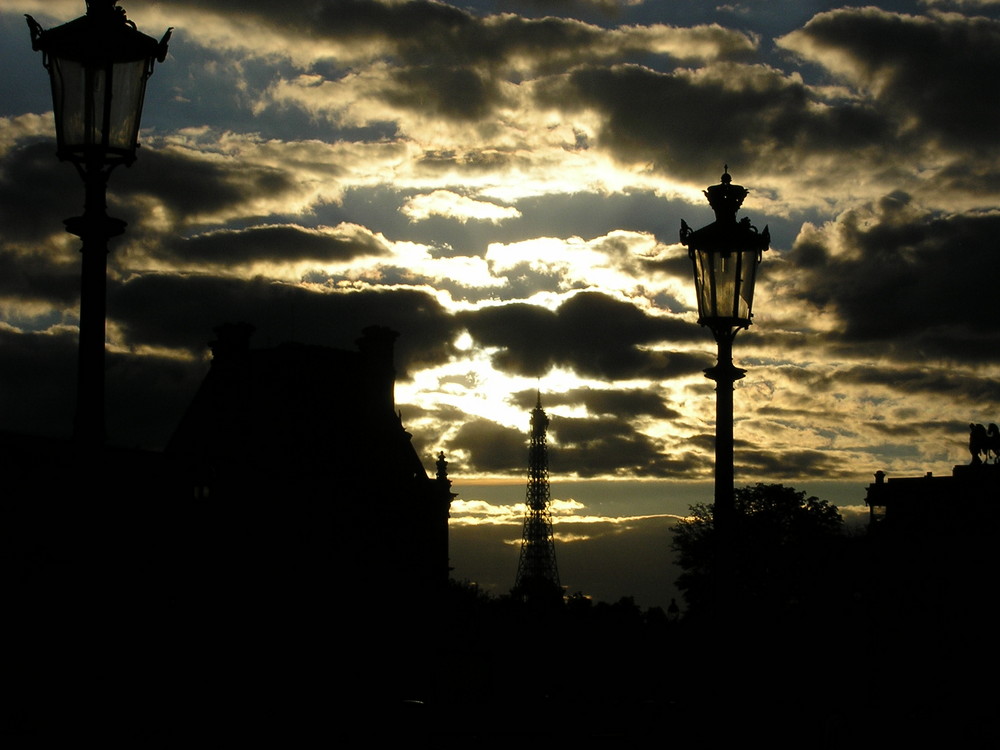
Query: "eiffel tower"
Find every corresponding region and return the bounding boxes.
[512,392,562,604]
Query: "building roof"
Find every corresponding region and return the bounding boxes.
[166,323,430,489]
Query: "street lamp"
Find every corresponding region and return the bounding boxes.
[26,1,171,448]
[680,167,769,598]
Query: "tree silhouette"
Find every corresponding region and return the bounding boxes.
[671,483,845,623]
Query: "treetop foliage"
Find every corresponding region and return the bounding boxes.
[670,483,846,620]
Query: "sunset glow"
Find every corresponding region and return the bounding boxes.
[3,0,997,608]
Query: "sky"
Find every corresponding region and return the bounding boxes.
[2,0,999,609]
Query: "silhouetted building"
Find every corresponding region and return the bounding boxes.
[158,323,457,734]
[166,323,453,604]
[512,392,562,604]
[859,449,1000,742]
[2,324,455,739]
[865,463,1000,530]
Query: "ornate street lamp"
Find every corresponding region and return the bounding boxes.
[26,1,171,447]
[680,167,769,594]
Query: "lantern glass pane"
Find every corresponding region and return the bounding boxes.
[739,248,758,318]
[693,248,759,325]
[48,55,149,162]
[49,56,90,151]
[692,248,714,320]
[107,59,149,152]
[716,252,740,320]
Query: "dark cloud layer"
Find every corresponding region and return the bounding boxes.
[780,7,1000,152]
[164,0,760,126]
[449,417,527,472]
[159,224,390,266]
[840,365,1000,403]
[175,0,755,67]
[0,140,81,243]
[537,386,682,419]
[110,276,460,374]
[385,66,503,121]
[550,413,670,477]
[737,447,850,481]
[542,62,888,179]
[0,245,79,308]
[112,147,300,226]
[459,291,706,379]
[448,397,694,478]
[788,193,1000,356]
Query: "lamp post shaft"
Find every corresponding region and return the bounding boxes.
[705,331,744,611]
[708,333,740,527]
[75,169,109,447]
[68,165,124,448]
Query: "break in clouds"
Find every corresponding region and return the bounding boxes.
[2,0,999,488]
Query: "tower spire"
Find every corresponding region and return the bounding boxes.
[512,392,562,604]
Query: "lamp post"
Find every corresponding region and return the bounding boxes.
[26,1,170,449]
[680,167,769,608]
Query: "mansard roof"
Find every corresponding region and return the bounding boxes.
[166,323,427,481]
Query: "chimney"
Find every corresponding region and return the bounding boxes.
[356,325,399,415]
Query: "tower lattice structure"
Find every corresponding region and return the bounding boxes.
[512,392,562,602]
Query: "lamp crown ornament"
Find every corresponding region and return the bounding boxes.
[87,0,120,13]
[704,165,749,223]
[84,1,126,23]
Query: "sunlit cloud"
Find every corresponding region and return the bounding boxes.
[449,493,683,532]
[401,190,521,223]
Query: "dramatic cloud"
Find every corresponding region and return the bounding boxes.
[786,193,1000,354]
[779,8,1000,151]
[543,61,890,187]
[459,291,705,379]
[548,386,682,419]
[3,0,995,497]
[110,276,461,374]
[402,190,521,223]
[155,223,393,269]
[449,417,527,472]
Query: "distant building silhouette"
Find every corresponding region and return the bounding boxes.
[512,392,562,604]
[859,435,999,742]
[865,462,1000,529]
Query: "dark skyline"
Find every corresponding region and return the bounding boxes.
[2,0,998,606]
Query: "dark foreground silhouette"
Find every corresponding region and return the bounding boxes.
[4,496,996,748]
[3,359,997,746]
